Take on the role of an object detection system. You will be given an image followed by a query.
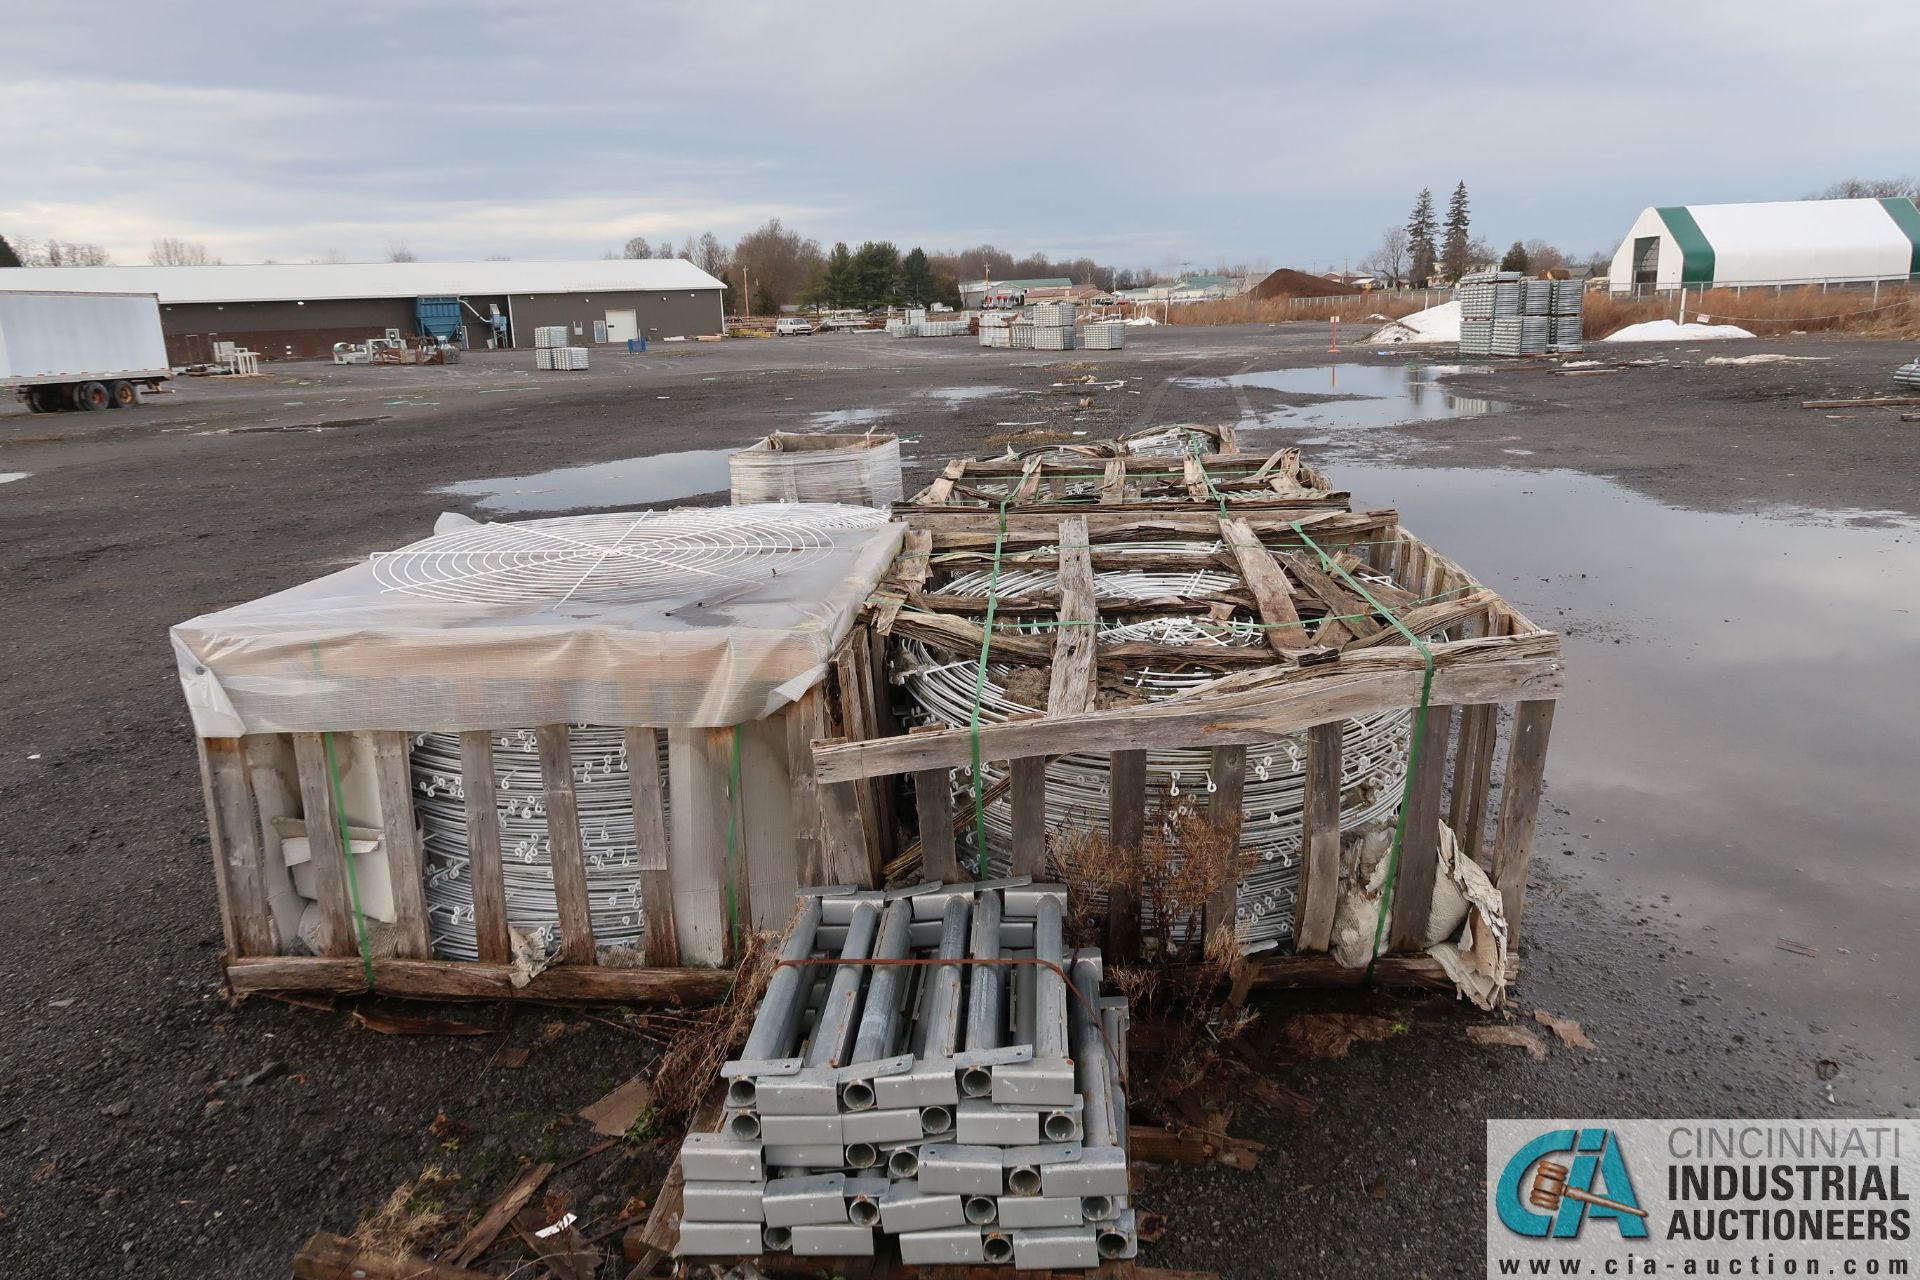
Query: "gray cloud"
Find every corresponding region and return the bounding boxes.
[3,0,1915,268]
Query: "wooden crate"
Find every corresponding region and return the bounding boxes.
[815,463,1562,987]
[204,682,889,1002]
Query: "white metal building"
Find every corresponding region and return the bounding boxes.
[1609,198,1920,292]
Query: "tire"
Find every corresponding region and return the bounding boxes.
[30,386,66,413]
[107,380,138,409]
[71,381,110,411]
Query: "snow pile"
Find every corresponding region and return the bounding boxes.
[1702,353,1829,366]
[1601,319,1755,343]
[1367,300,1461,345]
[1123,314,1159,326]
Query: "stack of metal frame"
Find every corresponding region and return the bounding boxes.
[675,881,1135,1270]
[1080,321,1125,350]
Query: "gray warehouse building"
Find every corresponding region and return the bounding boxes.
[0,259,726,363]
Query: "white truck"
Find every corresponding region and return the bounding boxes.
[1,290,172,412]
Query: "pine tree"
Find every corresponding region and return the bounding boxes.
[900,248,935,306]
[1500,241,1529,273]
[1441,181,1472,280]
[0,234,21,269]
[820,242,855,308]
[1406,189,1438,285]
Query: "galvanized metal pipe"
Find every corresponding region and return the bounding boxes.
[731,896,825,1107]
[803,899,880,1069]
[841,898,913,1111]
[918,895,972,1060]
[1034,896,1068,1065]
[1071,954,1114,1149]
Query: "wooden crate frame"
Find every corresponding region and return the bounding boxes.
[901,444,1346,518]
[813,480,1562,988]
[205,694,869,1003]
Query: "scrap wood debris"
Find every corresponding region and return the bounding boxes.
[1279,1012,1399,1060]
[577,1075,657,1137]
[1465,1024,1548,1061]
[1532,1009,1596,1049]
[448,1159,553,1267]
[352,1009,492,1037]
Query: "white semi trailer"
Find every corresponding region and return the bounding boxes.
[0,290,172,412]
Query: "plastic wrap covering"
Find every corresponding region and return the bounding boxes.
[172,504,904,737]
[729,432,904,508]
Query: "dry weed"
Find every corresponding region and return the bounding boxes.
[1585,284,1920,340]
[349,1163,454,1259]
[650,929,777,1124]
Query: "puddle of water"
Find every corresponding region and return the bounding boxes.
[436,447,735,513]
[1183,363,1508,430]
[0,472,28,484]
[923,386,1014,407]
[1340,462,1920,1106]
[808,408,890,430]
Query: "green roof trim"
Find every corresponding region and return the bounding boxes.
[1878,198,1920,277]
[1655,206,1715,285]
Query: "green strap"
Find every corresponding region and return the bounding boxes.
[723,725,744,953]
[1186,444,1437,983]
[322,731,377,990]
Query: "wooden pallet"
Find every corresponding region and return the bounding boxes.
[901,445,1344,518]
[204,675,884,1001]
[826,465,1562,971]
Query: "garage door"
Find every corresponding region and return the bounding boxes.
[604,309,638,344]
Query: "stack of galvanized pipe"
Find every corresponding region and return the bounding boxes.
[674,881,1135,1270]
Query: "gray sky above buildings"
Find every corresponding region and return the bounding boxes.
[3,1,1914,271]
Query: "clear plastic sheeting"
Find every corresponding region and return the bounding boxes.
[172,504,903,736]
[729,431,904,508]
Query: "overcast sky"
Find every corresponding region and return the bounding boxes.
[4,1,1915,272]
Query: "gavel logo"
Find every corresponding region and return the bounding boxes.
[1529,1160,1649,1220]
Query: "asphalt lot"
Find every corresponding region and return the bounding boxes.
[2,324,1914,1277]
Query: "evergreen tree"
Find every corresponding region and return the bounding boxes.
[851,241,902,309]
[1500,241,1529,273]
[900,248,936,306]
[1406,189,1438,285]
[1441,181,1472,280]
[0,234,21,269]
[820,242,855,307]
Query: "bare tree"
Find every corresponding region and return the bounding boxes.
[693,231,731,279]
[1359,226,1409,286]
[731,219,823,311]
[1522,239,1568,271]
[149,237,217,266]
[386,241,417,263]
[620,236,653,260]
[17,238,112,266]
[1808,177,1919,200]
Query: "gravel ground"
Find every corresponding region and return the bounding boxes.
[1,324,1913,1277]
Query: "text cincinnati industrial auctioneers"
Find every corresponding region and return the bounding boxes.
[1486,1121,1916,1278]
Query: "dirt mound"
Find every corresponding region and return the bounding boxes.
[1251,268,1362,301]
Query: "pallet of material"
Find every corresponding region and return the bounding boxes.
[833,446,1562,984]
[898,444,1341,520]
[176,505,908,1003]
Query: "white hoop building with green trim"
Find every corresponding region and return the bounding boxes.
[1608,197,1920,292]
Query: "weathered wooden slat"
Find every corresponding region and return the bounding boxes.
[1252,951,1517,991]
[290,732,357,958]
[623,726,679,968]
[1204,745,1246,943]
[1099,456,1127,504]
[922,458,968,505]
[1491,699,1556,949]
[869,528,933,635]
[1047,516,1097,714]
[1341,590,1500,649]
[1218,515,1312,655]
[371,731,430,961]
[914,769,961,882]
[458,729,512,965]
[243,735,300,947]
[918,506,1394,548]
[784,688,827,888]
[1292,722,1343,953]
[1106,749,1146,961]
[667,726,732,966]
[1010,756,1048,877]
[1388,704,1454,952]
[811,634,1564,783]
[737,715,798,931]
[199,737,277,958]
[226,955,734,1002]
[1451,701,1499,862]
[1011,455,1046,504]
[832,634,888,884]
[535,724,596,965]
[1275,548,1384,647]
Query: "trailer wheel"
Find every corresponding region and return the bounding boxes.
[30,387,66,413]
[107,380,138,409]
[71,381,110,411]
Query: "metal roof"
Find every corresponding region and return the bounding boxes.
[0,259,726,305]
